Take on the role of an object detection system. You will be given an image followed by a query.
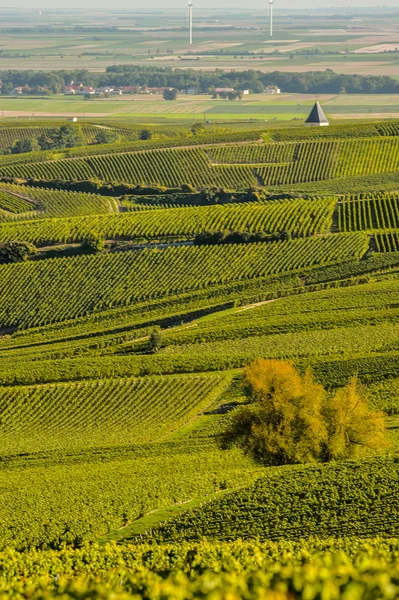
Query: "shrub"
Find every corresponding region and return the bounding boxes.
[94,129,120,145]
[82,234,105,253]
[163,88,177,101]
[0,240,37,263]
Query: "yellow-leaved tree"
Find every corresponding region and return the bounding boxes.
[225,358,328,465]
[324,375,389,460]
[224,359,388,465]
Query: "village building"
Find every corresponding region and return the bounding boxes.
[265,85,281,94]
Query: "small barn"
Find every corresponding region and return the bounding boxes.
[305,101,329,127]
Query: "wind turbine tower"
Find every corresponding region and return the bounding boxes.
[188,1,193,45]
[269,0,273,37]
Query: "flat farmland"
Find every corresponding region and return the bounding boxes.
[1,93,399,122]
[0,9,399,75]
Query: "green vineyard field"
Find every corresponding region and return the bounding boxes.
[0,114,399,581]
[0,197,335,245]
[0,183,118,219]
[338,193,399,232]
[1,136,399,188]
[0,373,230,453]
[146,458,399,542]
[0,233,368,329]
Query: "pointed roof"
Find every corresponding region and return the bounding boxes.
[306,101,329,124]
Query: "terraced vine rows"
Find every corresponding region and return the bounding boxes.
[0,183,118,218]
[206,143,295,164]
[0,190,34,215]
[0,125,99,150]
[0,373,229,452]
[338,193,399,231]
[374,231,399,252]
[0,233,368,329]
[1,136,399,188]
[0,148,257,188]
[0,197,336,245]
[147,458,399,543]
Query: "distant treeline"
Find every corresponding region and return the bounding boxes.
[1,67,399,94]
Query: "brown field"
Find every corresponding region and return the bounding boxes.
[354,44,399,54]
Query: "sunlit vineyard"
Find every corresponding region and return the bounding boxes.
[374,230,399,252]
[0,183,118,218]
[0,233,368,328]
[1,539,399,599]
[0,373,229,453]
[0,197,336,245]
[1,135,399,188]
[147,458,399,543]
[0,148,257,187]
[0,189,34,215]
[0,115,399,583]
[206,142,296,164]
[337,193,399,231]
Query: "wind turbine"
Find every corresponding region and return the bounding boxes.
[188,0,193,45]
[269,0,273,37]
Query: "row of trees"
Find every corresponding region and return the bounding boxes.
[194,230,291,246]
[0,235,105,263]
[225,359,388,465]
[8,125,121,155]
[1,67,399,95]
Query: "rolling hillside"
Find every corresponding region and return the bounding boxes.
[1,118,399,597]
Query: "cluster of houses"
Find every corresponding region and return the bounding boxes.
[10,82,282,97]
[63,84,176,96]
[63,83,281,97]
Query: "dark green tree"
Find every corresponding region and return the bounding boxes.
[139,129,152,140]
[82,234,105,253]
[163,88,177,100]
[94,129,120,145]
[10,138,39,154]
[0,241,37,263]
[148,328,163,353]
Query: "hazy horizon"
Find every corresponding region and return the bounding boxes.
[5,1,399,11]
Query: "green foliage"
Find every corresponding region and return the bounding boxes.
[0,240,37,263]
[94,129,120,145]
[146,457,399,543]
[148,328,163,353]
[4,541,399,599]
[10,137,39,154]
[82,233,105,253]
[139,129,152,141]
[163,88,177,100]
[0,197,336,246]
[0,233,367,329]
[37,125,85,151]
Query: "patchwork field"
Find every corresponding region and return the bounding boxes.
[2,93,399,122]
